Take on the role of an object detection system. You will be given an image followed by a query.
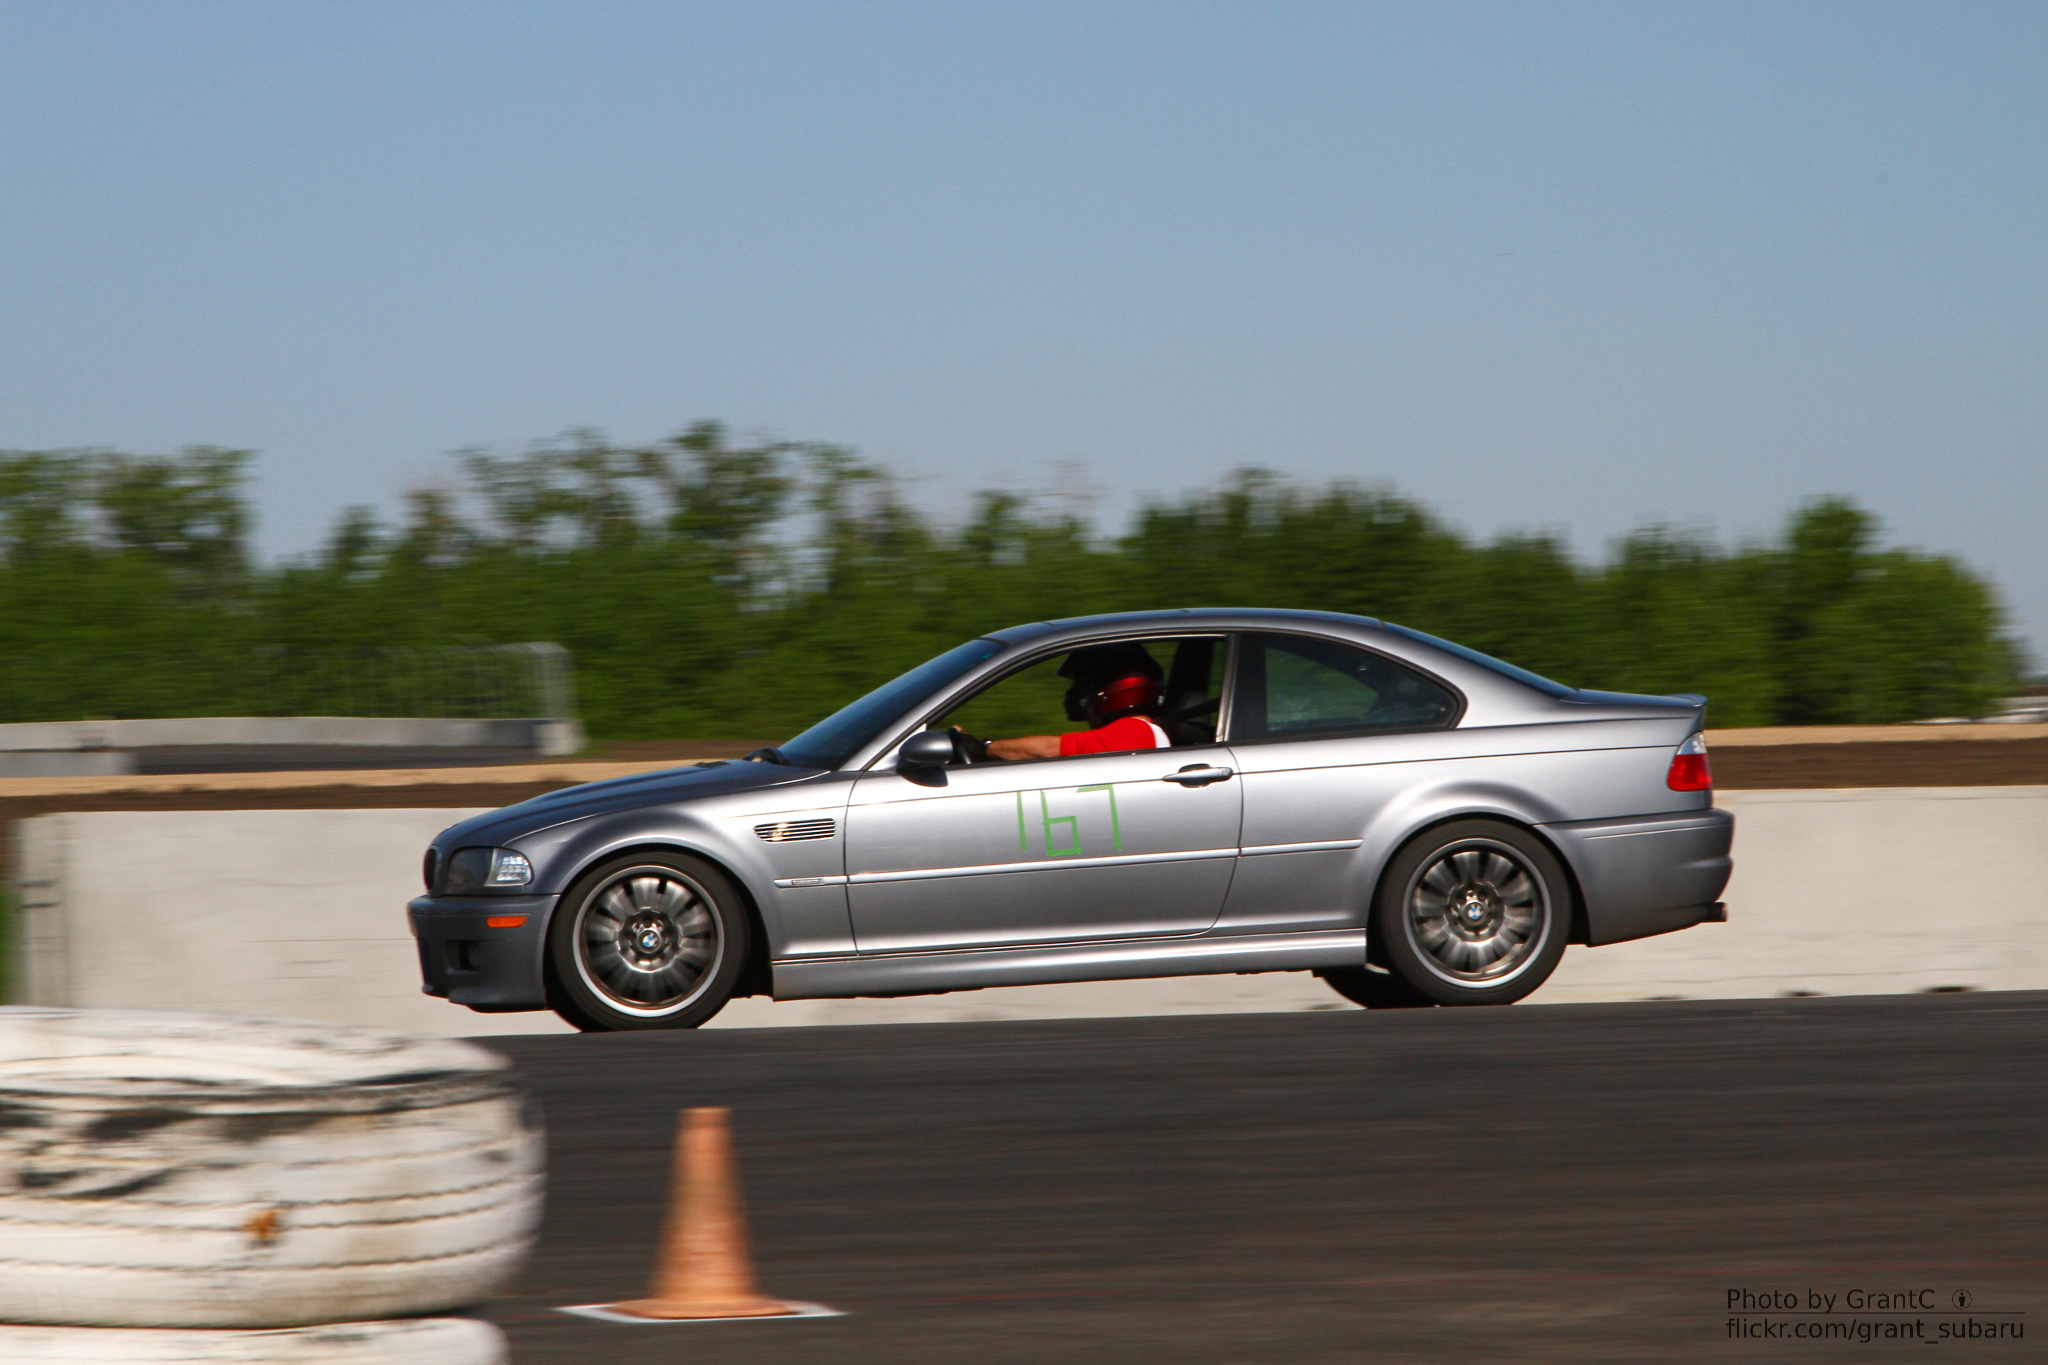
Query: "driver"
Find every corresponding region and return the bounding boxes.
[967,643,1170,761]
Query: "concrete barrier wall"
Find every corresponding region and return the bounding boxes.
[10,789,2045,1034]
[0,751,131,779]
[0,717,588,752]
[0,718,587,778]
[1536,786,2048,1002]
[8,809,572,1037]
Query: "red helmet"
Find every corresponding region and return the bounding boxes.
[1095,671,1162,717]
[1059,643,1164,721]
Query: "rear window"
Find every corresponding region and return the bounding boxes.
[1231,633,1458,742]
[1379,623,1576,698]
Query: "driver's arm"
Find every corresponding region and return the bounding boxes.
[987,734,1061,761]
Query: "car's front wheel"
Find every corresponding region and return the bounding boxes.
[546,852,748,1032]
[1372,820,1569,1006]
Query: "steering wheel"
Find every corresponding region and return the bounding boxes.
[949,726,994,764]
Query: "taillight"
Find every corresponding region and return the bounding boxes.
[1667,732,1712,791]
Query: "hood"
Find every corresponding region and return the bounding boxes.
[433,759,822,849]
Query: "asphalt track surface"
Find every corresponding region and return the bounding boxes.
[480,991,2048,1362]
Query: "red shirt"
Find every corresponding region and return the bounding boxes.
[1058,716,1170,757]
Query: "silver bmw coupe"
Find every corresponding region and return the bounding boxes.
[409,608,1732,1030]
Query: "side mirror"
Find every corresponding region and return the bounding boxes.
[897,730,957,769]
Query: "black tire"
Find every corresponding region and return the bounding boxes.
[1316,963,1437,1009]
[546,851,749,1032]
[541,956,604,1033]
[1373,820,1569,1007]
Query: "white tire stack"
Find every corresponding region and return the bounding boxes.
[0,1007,544,1363]
[0,1319,506,1365]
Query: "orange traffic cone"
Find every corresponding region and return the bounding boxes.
[607,1106,803,1320]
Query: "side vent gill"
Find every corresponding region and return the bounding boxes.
[754,818,837,843]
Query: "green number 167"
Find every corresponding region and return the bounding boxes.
[1016,785,1122,856]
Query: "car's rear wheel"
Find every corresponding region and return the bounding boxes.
[1373,820,1568,1006]
[546,852,748,1032]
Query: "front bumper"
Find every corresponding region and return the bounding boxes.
[407,894,558,1011]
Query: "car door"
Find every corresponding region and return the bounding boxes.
[1219,631,1461,932]
[842,638,1242,954]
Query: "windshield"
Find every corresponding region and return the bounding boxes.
[777,639,1007,769]
[1379,623,1576,697]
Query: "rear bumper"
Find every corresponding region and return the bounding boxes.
[1543,808,1735,946]
[407,894,557,1011]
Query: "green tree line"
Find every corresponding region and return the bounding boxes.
[0,427,2021,736]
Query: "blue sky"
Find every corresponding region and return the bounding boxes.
[3,1,2043,658]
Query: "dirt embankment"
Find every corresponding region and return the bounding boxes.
[1706,726,2048,789]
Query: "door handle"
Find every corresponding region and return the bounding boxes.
[1162,764,1234,786]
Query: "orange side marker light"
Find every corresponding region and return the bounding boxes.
[485,915,527,929]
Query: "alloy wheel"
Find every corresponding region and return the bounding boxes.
[1403,839,1551,984]
[571,866,724,1017]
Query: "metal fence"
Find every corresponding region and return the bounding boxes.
[0,643,577,724]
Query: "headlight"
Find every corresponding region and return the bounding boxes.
[489,851,534,886]
[445,847,535,893]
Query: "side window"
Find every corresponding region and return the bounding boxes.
[1230,633,1457,742]
[1158,637,1220,746]
[938,653,1073,741]
[933,636,1224,757]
